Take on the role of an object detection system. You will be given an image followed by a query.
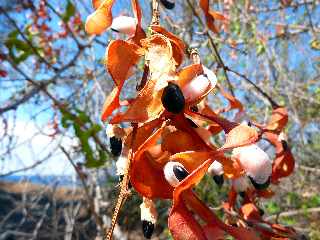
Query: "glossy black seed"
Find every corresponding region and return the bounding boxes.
[249,176,270,190]
[281,140,288,151]
[173,165,189,182]
[247,121,252,127]
[110,136,122,156]
[142,220,154,239]
[186,118,199,128]
[190,105,198,112]
[239,191,246,198]
[213,174,224,187]
[258,207,265,216]
[160,0,175,9]
[161,82,185,114]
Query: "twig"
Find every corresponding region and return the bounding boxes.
[265,207,320,221]
[105,124,138,240]
[60,146,104,230]
[185,0,235,97]
[226,67,280,108]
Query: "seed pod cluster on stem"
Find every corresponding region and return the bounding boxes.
[85,1,298,239]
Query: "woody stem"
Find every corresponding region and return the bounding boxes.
[151,0,160,25]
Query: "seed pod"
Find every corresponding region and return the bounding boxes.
[164,161,189,187]
[161,82,185,114]
[140,198,157,239]
[160,0,175,9]
[109,136,122,156]
[85,9,110,35]
[232,144,272,188]
[110,16,137,36]
[208,161,224,187]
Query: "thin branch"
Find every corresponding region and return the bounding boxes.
[59,146,104,230]
[265,207,320,221]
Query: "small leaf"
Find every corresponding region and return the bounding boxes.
[63,1,76,22]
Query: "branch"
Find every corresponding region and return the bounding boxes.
[59,146,104,230]
[265,207,320,221]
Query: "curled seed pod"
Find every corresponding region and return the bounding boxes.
[85,9,110,35]
[110,136,122,156]
[164,161,189,187]
[140,198,157,239]
[232,144,272,187]
[160,0,175,9]
[208,161,224,187]
[161,82,185,114]
[110,16,137,36]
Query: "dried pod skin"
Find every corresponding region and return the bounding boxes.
[160,0,175,9]
[161,82,185,114]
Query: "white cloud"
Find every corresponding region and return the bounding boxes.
[0,119,76,176]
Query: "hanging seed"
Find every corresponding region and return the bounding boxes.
[110,16,137,36]
[232,144,272,187]
[208,161,224,187]
[173,165,189,181]
[110,136,122,157]
[161,82,185,114]
[164,162,189,187]
[213,175,224,187]
[142,220,154,239]
[281,140,288,150]
[249,176,270,190]
[160,0,175,9]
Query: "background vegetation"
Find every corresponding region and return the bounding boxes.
[0,0,319,239]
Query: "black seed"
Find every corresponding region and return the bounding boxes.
[160,0,175,9]
[258,207,265,216]
[111,28,120,33]
[213,174,224,187]
[161,82,185,114]
[142,220,154,239]
[239,191,246,198]
[281,140,288,151]
[247,121,252,127]
[186,118,198,128]
[110,136,122,156]
[173,165,189,182]
[248,176,270,190]
[190,105,198,112]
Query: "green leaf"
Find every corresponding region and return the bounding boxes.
[63,1,76,22]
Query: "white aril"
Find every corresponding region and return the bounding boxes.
[232,144,272,185]
[181,65,217,103]
[110,16,137,36]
